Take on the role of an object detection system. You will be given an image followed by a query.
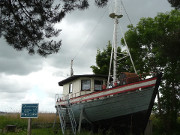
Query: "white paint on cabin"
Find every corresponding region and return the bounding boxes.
[62,77,107,98]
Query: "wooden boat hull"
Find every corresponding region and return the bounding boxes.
[56,74,161,133]
[72,87,154,122]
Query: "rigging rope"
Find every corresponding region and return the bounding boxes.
[120,0,133,26]
[119,23,137,74]
[72,3,110,61]
[107,41,114,88]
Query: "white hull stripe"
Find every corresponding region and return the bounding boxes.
[57,77,157,105]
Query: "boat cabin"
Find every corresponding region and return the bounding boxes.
[58,74,108,98]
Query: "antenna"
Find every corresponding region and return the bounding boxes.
[70,59,74,77]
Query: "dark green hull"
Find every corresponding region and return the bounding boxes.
[72,87,154,122]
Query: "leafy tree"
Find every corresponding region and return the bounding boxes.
[168,0,180,9]
[90,41,132,75]
[91,9,180,134]
[0,0,108,57]
[122,10,180,134]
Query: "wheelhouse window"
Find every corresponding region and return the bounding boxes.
[69,83,73,93]
[81,80,91,91]
[94,80,103,91]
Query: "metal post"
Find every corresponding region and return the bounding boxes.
[27,118,32,135]
[78,109,83,133]
[78,108,92,133]
[70,59,74,76]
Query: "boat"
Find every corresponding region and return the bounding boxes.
[55,72,161,134]
[54,0,162,134]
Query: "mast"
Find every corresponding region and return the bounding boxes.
[109,0,123,84]
[107,0,137,87]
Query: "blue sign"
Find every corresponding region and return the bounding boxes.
[21,103,39,118]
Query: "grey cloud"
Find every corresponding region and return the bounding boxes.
[0,77,28,103]
[47,7,113,71]
[0,57,43,75]
[0,92,26,101]
[0,76,29,93]
[0,38,43,75]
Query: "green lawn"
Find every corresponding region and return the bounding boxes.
[0,128,57,135]
[0,128,100,135]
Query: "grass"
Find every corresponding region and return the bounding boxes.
[0,113,58,135]
[1,113,180,135]
[0,113,95,135]
[0,128,57,135]
[0,113,27,129]
[0,129,101,135]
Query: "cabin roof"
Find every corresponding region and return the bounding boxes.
[58,74,108,86]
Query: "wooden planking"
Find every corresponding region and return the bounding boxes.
[71,87,154,122]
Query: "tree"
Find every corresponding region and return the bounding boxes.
[168,0,180,9]
[122,10,180,134]
[90,9,179,134]
[90,41,132,75]
[0,0,108,57]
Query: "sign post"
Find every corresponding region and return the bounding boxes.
[21,103,39,135]
[27,118,32,135]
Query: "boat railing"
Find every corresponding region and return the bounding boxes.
[71,90,92,98]
[57,72,157,102]
[57,90,92,102]
[110,72,155,87]
[55,94,69,104]
[55,94,61,103]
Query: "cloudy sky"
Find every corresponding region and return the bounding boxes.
[0,0,172,113]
